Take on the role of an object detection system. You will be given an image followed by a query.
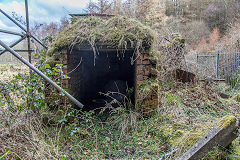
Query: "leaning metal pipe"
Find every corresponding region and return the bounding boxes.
[0,36,26,56]
[0,9,48,49]
[0,40,84,108]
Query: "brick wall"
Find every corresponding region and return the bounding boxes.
[58,49,158,114]
[135,52,158,115]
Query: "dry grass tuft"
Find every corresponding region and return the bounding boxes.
[0,108,62,159]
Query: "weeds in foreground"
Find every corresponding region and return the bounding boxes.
[1,78,240,159]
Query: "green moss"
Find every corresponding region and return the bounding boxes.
[172,132,204,151]
[202,138,240,159]
[227,138,240,159]
[182,133,202,147]
[48,16,154,56]
[163,92,183,105]
[217,115,237,129]
[202,147,226,160]
[169,121,214,153]
[233,94,240,102]
[237,94,240,102]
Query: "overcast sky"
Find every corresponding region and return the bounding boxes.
[0,0,93,43]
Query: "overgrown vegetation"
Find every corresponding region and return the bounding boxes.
[1,0,240,159]
[2,32,240,160]
[2,68,239,159]
[48,16,154,56]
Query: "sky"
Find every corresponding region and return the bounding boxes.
[0,0,93,44]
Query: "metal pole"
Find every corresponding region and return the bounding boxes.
[0,36,26,56]
[0,9,48,49]
[0,9,27,32]
[216,51,219,78]
[25,0,31,65]
[0,29,24,36]
[0,40,84,108]
[0,49,34,52]
[25,0,33,107]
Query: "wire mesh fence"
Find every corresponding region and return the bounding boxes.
[186,50,240,87]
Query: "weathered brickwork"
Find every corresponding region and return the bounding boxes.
[135,52,158,115]
[59,49,158,114]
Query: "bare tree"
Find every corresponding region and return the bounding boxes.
[85,0,113,14]
[84,0,151,21]
[31,17,69,46]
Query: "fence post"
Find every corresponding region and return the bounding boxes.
[216,51,220,78]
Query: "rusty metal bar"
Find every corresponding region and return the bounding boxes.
[0,36,26,56]
[0,29,24,36]
[0,40,84,108]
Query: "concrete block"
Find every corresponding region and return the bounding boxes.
[178,116,239,160]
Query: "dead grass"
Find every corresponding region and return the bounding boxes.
[0,64,28,82]
[0,108,62,159]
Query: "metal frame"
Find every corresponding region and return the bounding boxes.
[0,0,83,108]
